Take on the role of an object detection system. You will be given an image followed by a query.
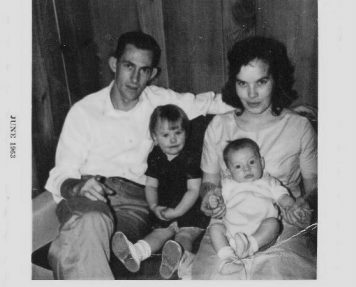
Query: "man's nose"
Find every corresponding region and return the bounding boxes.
[131,69,140,84]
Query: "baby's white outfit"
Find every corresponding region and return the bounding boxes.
[222,173,289,250]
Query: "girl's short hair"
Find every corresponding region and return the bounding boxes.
[222,36,298,116]
[223,138,261,166]
[149,104,190,138]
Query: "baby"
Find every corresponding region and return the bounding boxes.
[208,138,311,274]
[112,104,208,279]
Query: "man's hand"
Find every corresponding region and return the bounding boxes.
[75,176,115,202]
[201,186,226,218]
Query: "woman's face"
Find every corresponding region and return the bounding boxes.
[235,59,274,115]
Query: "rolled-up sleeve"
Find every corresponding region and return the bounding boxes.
[45,105,91,202]
[201,117,221,175]
[300,120,317,179]
[147,86,234,119]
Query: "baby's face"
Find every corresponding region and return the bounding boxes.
[227,147,264,183]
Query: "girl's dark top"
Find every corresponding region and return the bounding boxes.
[145,146,209,229]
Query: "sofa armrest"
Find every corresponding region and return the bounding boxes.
[32,191,60,251]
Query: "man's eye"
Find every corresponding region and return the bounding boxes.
[235,165,241,169]
[140,67,152,75]
[123,63,133,69]
[249,160,255,165]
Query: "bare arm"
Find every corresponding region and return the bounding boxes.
[199,172,226,218]
[145,176,167,221]
[163,179,201,220]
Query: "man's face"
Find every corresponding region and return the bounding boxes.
[112,44,157,107]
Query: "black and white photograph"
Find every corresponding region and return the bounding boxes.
[1,0,355,285]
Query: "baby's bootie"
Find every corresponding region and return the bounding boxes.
[233,232,258,259]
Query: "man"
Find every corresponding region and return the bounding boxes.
[45,31,233,279]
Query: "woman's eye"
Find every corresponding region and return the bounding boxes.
[257,78,268,85]
[249,160,255,165]
[236,81,246,87]
[235,165,241,169]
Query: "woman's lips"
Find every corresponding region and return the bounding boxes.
[247,102,260,107]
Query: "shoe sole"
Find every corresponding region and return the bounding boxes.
[112,232,140,273]
[160,240,182,279]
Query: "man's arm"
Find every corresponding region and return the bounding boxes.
[147,86,234,120]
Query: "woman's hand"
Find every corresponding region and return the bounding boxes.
[282,197,313,228]
[201,187,226,218]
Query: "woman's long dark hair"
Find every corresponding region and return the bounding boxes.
[222,36,298,116]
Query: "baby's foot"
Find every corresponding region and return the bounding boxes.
[218,256,244,275]
[234,233,258,259]
[112,231,140,272]
[160,240,183,279]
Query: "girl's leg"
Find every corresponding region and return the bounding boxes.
[112,222,177,273]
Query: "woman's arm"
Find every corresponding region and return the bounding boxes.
[162,178,201,219]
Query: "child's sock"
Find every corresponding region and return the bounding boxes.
[134,239,152,261]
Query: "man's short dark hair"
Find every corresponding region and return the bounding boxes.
[114,31,161,67]
[223,138,261,166]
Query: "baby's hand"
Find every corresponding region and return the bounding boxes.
[208,194,221,209]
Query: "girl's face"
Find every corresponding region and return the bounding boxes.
[152,119,186,160]
[235,59,274,115]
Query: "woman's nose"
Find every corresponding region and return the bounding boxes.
[248,86,258,99]
[170,136,177,144]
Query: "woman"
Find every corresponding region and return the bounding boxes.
[192,36,317,279]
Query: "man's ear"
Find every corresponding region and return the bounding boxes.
[149,67,160,82]
[108,56,117,73]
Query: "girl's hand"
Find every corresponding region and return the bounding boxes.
[160,208,179,220]
[152,206,169,221]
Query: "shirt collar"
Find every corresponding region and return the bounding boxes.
[103,81,116,116]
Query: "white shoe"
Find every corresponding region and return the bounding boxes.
[160,240,182,279]
[112,231,140,273]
